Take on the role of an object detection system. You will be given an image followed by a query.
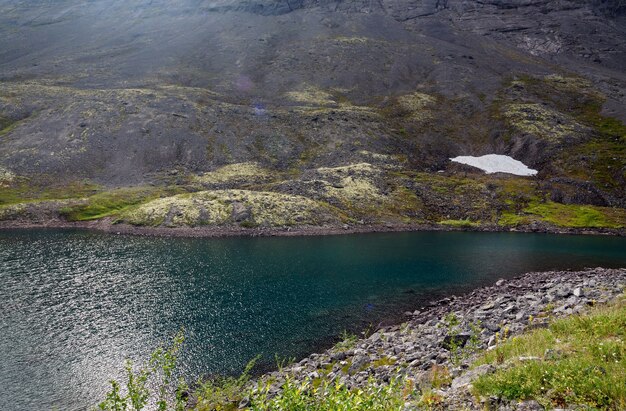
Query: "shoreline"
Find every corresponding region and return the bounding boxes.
[221,267,626,410]
[1,219,624,238]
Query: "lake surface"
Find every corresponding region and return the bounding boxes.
[1,229,625,410]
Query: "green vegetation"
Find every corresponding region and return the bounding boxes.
[473,294,626,410]
[60,186,185,221]
[0,180,100,206]
[509,74,626,192]
[98,331,188,411]
[371,356,397,368]
[332,330,359,352]
[194,357,258,411]
[0,116,15,135]
[439,219,481,228]
[497,211,529,226]
[99,332,418,411]
[524,201,625,229]
[247,376,412,411]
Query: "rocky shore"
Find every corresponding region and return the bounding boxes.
[1,219,624,238]
[245,268,626,410]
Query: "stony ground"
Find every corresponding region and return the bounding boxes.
[250,268,626,410]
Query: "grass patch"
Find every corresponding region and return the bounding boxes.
[472,294,626,410]
[498,211,530,226]
[0,180,100,206]
[524,201,625,228]
[60,186,184,221]
[248,375,414,411]
[0,116,18,136]
[439,219,481,228]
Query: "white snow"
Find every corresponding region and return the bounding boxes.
[450,154,538,176]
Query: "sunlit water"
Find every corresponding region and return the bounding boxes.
[1,229,625,410]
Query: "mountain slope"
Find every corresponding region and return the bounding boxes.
[0,0,624,232]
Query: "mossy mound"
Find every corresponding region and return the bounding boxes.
[396,91,436,122]
[317,163,383,196]
[121,189,344,227]
[503,103,587,142]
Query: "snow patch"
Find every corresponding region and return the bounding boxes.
[450,154,537,176]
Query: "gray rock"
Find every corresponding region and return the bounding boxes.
[484,322,501,332]
[450,364,495,390]
[480,301,496,310]
[517,400,544,410]
[331,352,347,362]
[348,355,369,374]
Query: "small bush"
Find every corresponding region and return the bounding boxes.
[98,331,188,411]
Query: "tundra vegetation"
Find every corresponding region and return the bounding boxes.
[1,74,623,232]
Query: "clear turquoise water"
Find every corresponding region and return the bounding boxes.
[1,229,625,410]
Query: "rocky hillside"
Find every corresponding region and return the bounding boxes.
[0,0,625,232]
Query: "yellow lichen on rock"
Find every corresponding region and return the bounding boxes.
[121,190,342,227]
[0,167,15,187]
[285,86,336,106]
[326,176,381,202]
[316,163,385,203]
[397,92,436,121]
[121,194,230,227]
[503,103,585,142]
[194,162,270,185]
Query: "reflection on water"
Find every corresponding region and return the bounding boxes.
[1,229,625,411]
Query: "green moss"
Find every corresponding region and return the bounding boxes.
[508,74,625,191]
[60,186,184,221]
[439,219,481,228]
[472,295,626,410]
[0,122,19,136]
[371,356,397,368]
[524,201,625,229]
[497,212,526,226]
[315,163,387,214]
[0,116,13,131]
[0,180,100,206]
